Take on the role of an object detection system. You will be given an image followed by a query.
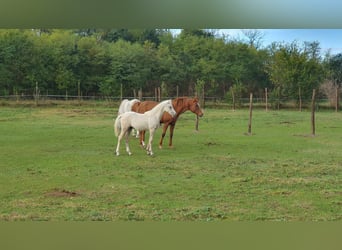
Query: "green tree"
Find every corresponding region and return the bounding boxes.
[76,36,111,95]
[0,30,36,95]
[28,31,56,94]
[266,41,324,101]
[106,40,157,97]
[45,30,79,95]
[0,28,329,102]
[172,32,216,95]
[325,53,342,86]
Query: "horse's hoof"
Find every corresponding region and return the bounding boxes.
[116,152,120,156]
[128,152,132,156]
[159,145,163,149]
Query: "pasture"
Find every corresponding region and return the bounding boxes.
[0,103,341,221]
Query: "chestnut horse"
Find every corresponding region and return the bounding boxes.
[131,97,204,148]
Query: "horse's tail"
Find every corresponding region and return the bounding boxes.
[114,115,121,137]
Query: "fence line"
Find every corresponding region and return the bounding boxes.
[0,94,339,111]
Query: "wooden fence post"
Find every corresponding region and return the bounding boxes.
[138,88,142,101]
[248,93,253,135]
[265,88,268,112]
[231,89,235,111]
[202,84,205,109]
[78,80,81,105]
[158,87,161,102]
[336,87,339,112]
[35,81,39,106]
[195,115,199,131]
[120,83,123,101]
[311,89,316,136]
[299,87,302,112]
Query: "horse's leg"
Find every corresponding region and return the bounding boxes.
[131,129,139,138]
[159,124,169,149]
[116,129,125,156]
[145,133,150,155]
[139,131,146,148]
[125,128,132,155]
[168,123,176,148]
[142,131,146,148]
[146,129,155,156]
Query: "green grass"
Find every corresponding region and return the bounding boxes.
[0,104,341,221]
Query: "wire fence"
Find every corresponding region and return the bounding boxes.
[0,94,340,111]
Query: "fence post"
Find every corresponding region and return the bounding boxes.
[248,93,253,135]
[195,115,199,131]
[336,86,339,112]
[120,84,123,101]
[138,88,142,101]
[157,87,161,102]
[35,81,39,106]
[265,88,268,112]
[78,80,81,105]
[202,84,205,109]
[231,89,235,111]
[311,89,316,136]
[299,87,302,112]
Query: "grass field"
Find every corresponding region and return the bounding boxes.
[0,103,341,221]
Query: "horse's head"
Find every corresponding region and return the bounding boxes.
[164,100,177,117]
[189,97,204,117]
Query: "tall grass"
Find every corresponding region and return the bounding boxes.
[0,105,341,221]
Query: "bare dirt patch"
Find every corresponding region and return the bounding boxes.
[45,188,80,198]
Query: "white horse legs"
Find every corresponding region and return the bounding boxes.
[146,129,155,156]
[125,132,132,156]
[132,129,140,138]
[116,128,155,157]
[131,128,139,138]
[116,129,132,156]
[115,134,122,156]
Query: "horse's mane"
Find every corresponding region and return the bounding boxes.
[174,97,199,111]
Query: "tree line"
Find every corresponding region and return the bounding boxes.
[0,29,341,104]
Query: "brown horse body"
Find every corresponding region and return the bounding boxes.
[131,97,204,148]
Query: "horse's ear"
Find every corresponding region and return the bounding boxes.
[193,96,199,103]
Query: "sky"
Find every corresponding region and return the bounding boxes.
[220,29,342,55]
[172,29,342,55]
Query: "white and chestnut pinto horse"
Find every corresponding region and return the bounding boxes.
[118,98,140,136]
[114,100,176,156]
[118,98,140,115]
